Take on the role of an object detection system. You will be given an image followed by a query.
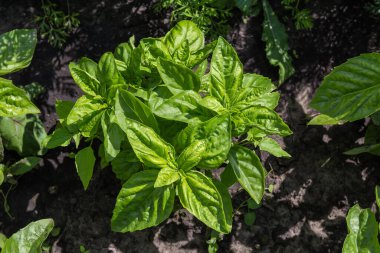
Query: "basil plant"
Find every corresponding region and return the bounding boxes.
[49,21,292,233]
[0,29,45,186]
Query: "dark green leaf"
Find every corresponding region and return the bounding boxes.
[75,146,96,190]
[8,157,41,176]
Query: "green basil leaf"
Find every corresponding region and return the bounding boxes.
[234,106,292,136]
[176,114,231,169]
[209,37,243,107]
[231,73,279,110]
[310,53,380,122]
[43,127,72,149]
[111,149,142,182]
[342,204,380,253]
[115,89,159,133]
[114,42,133,77]
[344,143,380,156]
[178,171,232,233]
[164,20,204,57]
[157,57,201,93]
[69,58,101,97]
[258,137,291,158]
[122,118,177,169]
[55,100,75,122]
[199,96,227,114]
[0,114,47,156]
[262,0,294,84]
[228,145,266,203]
[66,95,108,137]
[0,78,40,117]
[150,90,214,124]
[220,164,237,188]
[188,40,217,68]
[308,114,343,126]
[1,218,54,253]
[0,29,37,76]
[177,140,206,171]
[376,186,380,210]
[140,38,172,71]
[8,157,41,176]
[111,170,175,232]
[97,52,126,90]
[154,167,180,188]
[0,137,3,163]
[101,110,124,162]
[75,146,96,190]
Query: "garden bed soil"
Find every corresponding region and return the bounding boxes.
[1,0,380,252]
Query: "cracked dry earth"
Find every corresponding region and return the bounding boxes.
[1,0,380,252]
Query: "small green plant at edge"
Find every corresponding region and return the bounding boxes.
[46,20,292,237]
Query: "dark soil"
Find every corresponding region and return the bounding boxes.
[1,0,380,252]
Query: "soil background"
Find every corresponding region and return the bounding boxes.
[0,0,380,252]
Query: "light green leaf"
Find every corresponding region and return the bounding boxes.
[122,118,177,169]
[69,58,101,97]
[97,52,125,90]
[310,53,380,122]
[228,145,266,203]
[154,167,180,188]
[150,90,214,124]
[0,78,40,117]
[164,20,204,57]
[188,40,217,67]
[234,106,292,136]
[0,114,46,156]
[258,138,290,158]
[262,0,294,84]
[209,37,243,107]
[308,114,343,125]
[114,42,133,75]
[157,57,201,93]
[176,114,231,169]
[178,171,232,233]
[66,95,108,137]
[231,73,279,110]
[75,146,96,190]
[111,170,175,232]
[8,157,41,176]
[342,204,380,253]
[177,140,206,171]
[101,110,124,162]
[115,89,159,133]
[199,96,227,114]
[0,29,37,76]
[1,218,54,253]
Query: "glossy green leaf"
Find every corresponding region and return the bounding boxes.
[43,127,72,149]
[178,171,232,233]
[1,218,54,253]
[69,58,101,97]
[0,29,37,76]
[176,114,231,169]
[164,20,204,57]
[66,95,108,137]
[115,89,159,133]
[111,170,175,232]
[154,167,180,188]
[111,149,141,182]
[177,140,206,171]
[150,90,214,124]
[235,106,292,136]
[114,42,133,76]
[188,40,217,67]
[157,57,201,94]
[342,204,380,253]
[231,73,279,110]
[101,110,124,162]
[8,157,41,176]
[209,37,243,107]
[228,145,266,203]
[310,53,380,122]
[262,0,294,84]
[97,52,126,90]
[122,118,177,169]
[258,137,290,158]
[75,146,96,190]
[0,114,47,156]
[0,78,40,117]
